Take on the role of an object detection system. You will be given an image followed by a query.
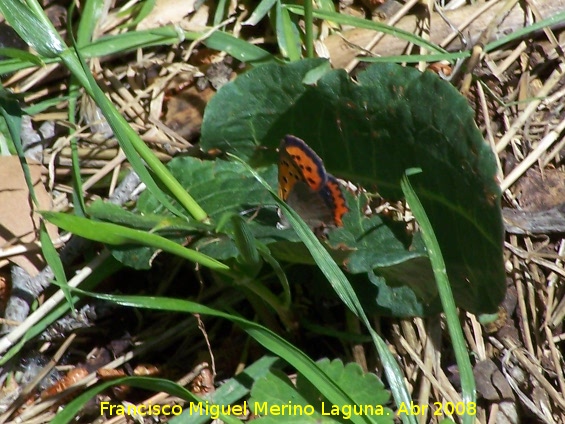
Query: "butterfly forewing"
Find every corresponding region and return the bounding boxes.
[279,135,327,194]
[277,135,348,229]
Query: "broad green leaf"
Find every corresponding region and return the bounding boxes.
[296,359,393,423]
[248,357,393,423]
[201,59,505,315]
[107,158,283,268]
[139,157,275,220]
[327,193,426,273]
[250,369,332,423]
[201,59,326,160]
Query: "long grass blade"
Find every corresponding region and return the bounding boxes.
[401,170,475,424]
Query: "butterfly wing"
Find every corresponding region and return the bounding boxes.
[278,135,348,228]
[320,175,348,227]
[278,135,327,200]
[279,180,335,229]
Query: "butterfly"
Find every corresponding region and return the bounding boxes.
[277,135,348,229]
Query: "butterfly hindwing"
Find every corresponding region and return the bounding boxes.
[320,175,348,227]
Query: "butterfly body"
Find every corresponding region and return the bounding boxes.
[278,135,348,228]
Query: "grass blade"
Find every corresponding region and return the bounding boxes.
[243,0,278,26]
[286,5,446,54]
[41,211,229,273]
[401,170,475,424]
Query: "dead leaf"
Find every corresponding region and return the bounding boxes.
[40,367,89,399]
[0,157,58,276]
[515,168,565,211]
[474,359,514,401]
[0,270,10,313]
[164,85,215,140]
[136,0,197,30]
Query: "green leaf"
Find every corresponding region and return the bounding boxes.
[141,157,283,257]
[87,199,203,233]
[98,158,282,268]
[213,0,229,25]
[231,214,263,273]
[327,194,424,273]
[23,95,74,115]
[87,199,202,269]
[0,25,276,76]
[359,51,470,64]
[139,157,275,220]
[317,358,391,408]
[76,0,107,45]
[39,221,73,306]
[0,88,33,204]
[201,59,505,315]
[118,0,157,29]
[302,60,332,84]
[1,1,210,221]
[293,359,393,423]
[201,58,326,160]
[485,10,565,52]
[250,370,330,423]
